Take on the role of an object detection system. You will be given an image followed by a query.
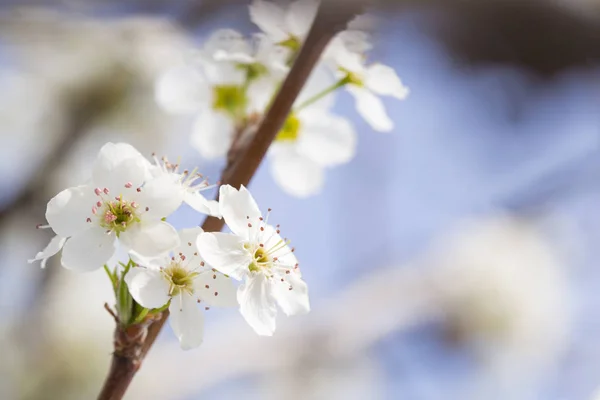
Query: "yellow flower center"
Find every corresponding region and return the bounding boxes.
[275,114,301,142]
[163,262,198,297]
[99,199,139,233]
[212,85,247,118]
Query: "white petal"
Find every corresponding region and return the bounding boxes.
[297,111,356,167]
[92,151,148,195]
[196,232,251,281]
[119,221,180,257]
[203,29,252,62]
[176,227,205,266]
[238,274,277,336]
[137,174,184,220]
[286,0,319,38]
[46,185,96,238]
[183,191,221,218]
[155,65,210,114]
[365,63,409,100]
[295,64,336,110]
[61,228,115,272]
[246,76,279,113]
[347,86,394,132]
[128,250,167,270]
[169,294,205,350]
[249,0,288,42]
[269,144,325,197]
[202,61,246,86]
[195,270,238,308]
[219,185,262,239]
[125,267,170,309]
[272,270,310,316]
[28,235,66,269]
[190,110,235,160]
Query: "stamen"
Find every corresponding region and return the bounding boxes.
[94,188,102,196]
[124,182,133,189]
[36,224,50,230]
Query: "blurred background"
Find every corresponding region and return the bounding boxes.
[1,0,600,399]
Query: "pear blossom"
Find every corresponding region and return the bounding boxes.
[197,185,310,336]
[31,142,182,272]
[155,30,286,160]
[269,104,356,197]
[126,228,237,349]
[249,0,319,47]
[339,59,409,133]
[148,154,221,217]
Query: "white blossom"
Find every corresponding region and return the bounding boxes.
[269,103,356,197]
[249,0,320,45]
[31,142,182,272]
[155,29,286,160]
[148,154,221,217]
[197,185,310,336]
[126,228,237,350]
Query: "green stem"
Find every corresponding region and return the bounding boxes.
[294,76,350,111]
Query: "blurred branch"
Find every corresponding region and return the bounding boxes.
[96,2,366,399]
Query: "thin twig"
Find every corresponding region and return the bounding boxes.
[96,2,365,399]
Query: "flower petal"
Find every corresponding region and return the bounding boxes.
[176,227,205,266]
[183,191,221,218]
[249,0,288,42]
[203,29,252,63]
[347,86,394,132]
[195,271,238,307]
[196,232,251,280]
[238,274,277,336]
[219,184,261,239]
[272,269,310,316]
[269,144,325,197]
[46,185,96,238]
[119,221,180,257]
[286,0,319,38]
[125,267,170,309]
[297,111,356,167]
[169,294,205,350]
[61,227,115,272]
[137,174,184,220]
[155,65,210,114]
[365,63,409,100]
[295,64,336,111]
[190,110,235,160]
[28,235,66,269]
[92,151,149,195]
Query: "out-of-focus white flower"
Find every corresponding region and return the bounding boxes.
[156,29,287,160]
[249,0,320,45]
[197,185,310,336]
[127,228,237,350]
[427,217,569,383]
[31,142,182,272]
[269,104,356,198]
[330,46,409,132]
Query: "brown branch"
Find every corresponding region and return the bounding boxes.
[96,2,365,400]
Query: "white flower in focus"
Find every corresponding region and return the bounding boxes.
[148,155,221,217]
[126,228,237,350]
[269,104,356,198]
[31,142,182,272]
[197,185,310,336]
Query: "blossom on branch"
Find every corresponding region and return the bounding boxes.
[126,228,237,349]
[197,185,310,336]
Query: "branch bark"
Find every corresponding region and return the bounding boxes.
[96,2,365,399]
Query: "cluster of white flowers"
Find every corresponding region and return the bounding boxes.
[156,0,408,197]
[29,142,309,349]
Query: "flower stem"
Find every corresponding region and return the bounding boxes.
[294,76,350,111]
